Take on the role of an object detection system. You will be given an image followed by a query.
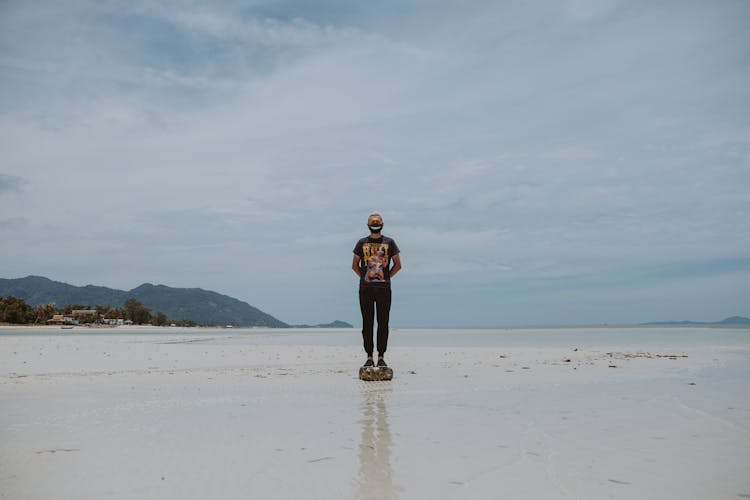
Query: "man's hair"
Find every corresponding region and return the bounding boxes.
[368,212,382,220]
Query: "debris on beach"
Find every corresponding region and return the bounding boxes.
[36,448,79,454]
[608,478,631,485]
[603,352,689,361]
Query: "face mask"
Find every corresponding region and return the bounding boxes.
[368,224,383,233]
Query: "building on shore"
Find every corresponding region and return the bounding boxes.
[47,314,76,325]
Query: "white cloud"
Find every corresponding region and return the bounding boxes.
[148,5,362,48]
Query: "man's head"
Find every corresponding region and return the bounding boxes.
[367,213,383,234]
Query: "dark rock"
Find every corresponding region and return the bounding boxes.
[359,366,393,381]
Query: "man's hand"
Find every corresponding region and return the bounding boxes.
[390,254,402,277]
[351,254,361,277]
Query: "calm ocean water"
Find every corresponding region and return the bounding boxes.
[2,326,749,349]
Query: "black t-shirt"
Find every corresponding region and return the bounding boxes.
[353,235,400,288]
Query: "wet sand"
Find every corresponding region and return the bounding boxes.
[1,328,749,499]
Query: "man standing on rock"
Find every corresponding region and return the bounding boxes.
[352,213,401,368]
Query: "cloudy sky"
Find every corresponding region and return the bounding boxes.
[1,0,748,327]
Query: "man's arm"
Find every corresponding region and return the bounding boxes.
[352,254,362,277]
[390,254,402,278]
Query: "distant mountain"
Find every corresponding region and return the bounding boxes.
[640,316,750,326]
[0,276,287,327]
[292,320,354,328]
[127,283,288,327]
[0,275,125,308]
[319,320,354,328]
[718,316,750,325]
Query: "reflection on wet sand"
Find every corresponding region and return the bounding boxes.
[352,383,398,500]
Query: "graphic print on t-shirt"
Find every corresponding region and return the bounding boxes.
[362,243,390,283]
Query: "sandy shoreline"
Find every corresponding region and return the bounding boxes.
[1,328,749,499]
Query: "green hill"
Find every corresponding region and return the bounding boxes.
[0,276,288,327]
[128,283,286,327]
[0,275,124,308]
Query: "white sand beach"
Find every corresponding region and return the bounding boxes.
[1,327,749,500]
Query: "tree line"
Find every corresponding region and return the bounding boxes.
[0,295,197,327]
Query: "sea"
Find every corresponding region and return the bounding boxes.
[2,325,749,350]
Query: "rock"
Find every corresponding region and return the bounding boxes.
[359,366,393,381]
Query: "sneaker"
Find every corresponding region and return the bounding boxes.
[363,358,374,367]
[377,358,388,368]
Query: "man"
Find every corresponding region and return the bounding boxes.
[352,213,402,368]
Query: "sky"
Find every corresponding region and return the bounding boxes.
[1,0,749,327]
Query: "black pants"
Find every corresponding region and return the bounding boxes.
[359,286,392,357]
